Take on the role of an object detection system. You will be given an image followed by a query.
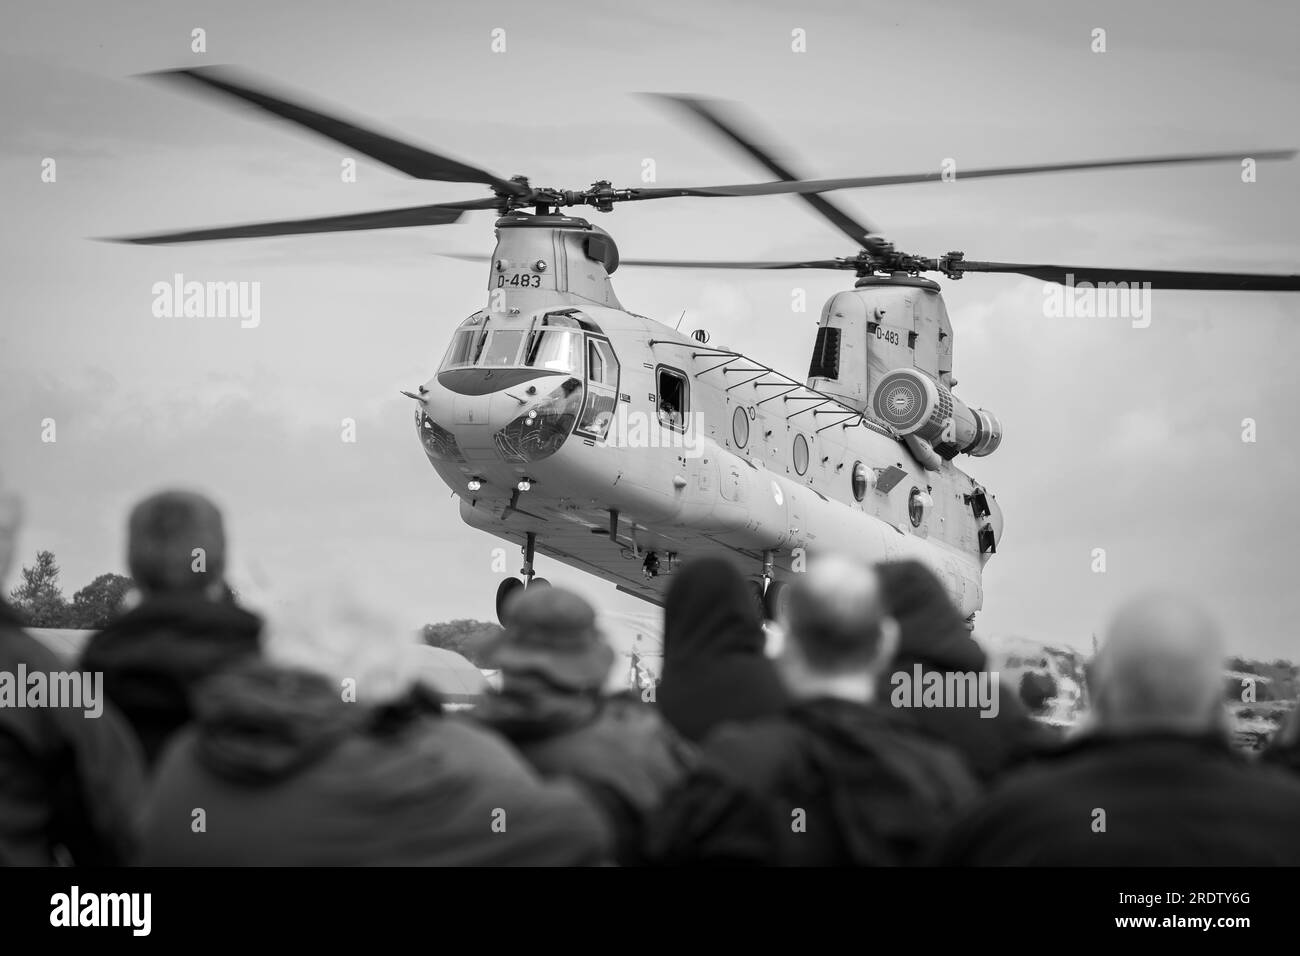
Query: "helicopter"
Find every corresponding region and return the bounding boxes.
[114,67,1300,626]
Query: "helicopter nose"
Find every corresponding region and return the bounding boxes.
[417,373,582,465]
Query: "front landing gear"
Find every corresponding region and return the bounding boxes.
[496,577,523,623]
[495,532,550,625]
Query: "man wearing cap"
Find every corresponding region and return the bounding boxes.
[80,489,263,768]
[476,586,692,864]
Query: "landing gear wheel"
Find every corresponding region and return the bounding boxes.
[528,577,550,590]
[496,577,524,625]
[747,580,766,620]
[763,580,788,622]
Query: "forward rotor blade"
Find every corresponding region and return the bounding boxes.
[108,199,497,244]
[626,148,1296,201]
[437,251,851,271]
[955,260,1300,292]
[650,93,877,247]
[620,257,851,270]
[145,67,522,193]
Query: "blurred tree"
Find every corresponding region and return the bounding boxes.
[69,573,134,628]
[421,619,502,667]
[9,550,69,627]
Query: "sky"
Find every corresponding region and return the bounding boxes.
[1,0,1298,659]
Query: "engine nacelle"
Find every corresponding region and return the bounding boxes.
[872,368,1002,459]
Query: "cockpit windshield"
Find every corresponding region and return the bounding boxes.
[441,314,588,375]
[480,329,526,367]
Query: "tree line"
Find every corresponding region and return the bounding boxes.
[9,551,1297,690]
[8,550,503,655]
[8,550,133,629]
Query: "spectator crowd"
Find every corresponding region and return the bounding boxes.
[3,481,1300,866]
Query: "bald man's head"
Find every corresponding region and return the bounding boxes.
[780,554,898,676]
[1092,592,1226,734]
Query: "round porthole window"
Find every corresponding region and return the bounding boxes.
[908,487,929,527]
[732,405,750,448]
[852,461,869,501]
[793,434,809,475]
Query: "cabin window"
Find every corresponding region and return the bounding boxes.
[852,461,869,501]
[657,367,688,431]
[577,338,619,439]
[732,406,750,449]
[793,434,809,475]
[808,326,840,380]
[908,487,925,527]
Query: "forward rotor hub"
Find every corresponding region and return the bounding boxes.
[844,244,967,279]
[499,179,639,215]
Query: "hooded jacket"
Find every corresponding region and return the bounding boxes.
[876,561,1049,782]
[80,591,262,767]
[936,730,1300,865]
[0,599,144,865]
[139,660,610,866]
[657,558,789,743]
[645,696,977,866]
[476,674,693,862]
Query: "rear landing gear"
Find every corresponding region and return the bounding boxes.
[495,533,550,625]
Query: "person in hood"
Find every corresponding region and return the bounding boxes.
[0,480,145,865]
[138,580,610,865]
[936,593,1300,865]
[876,560,1049,782]
[645,554,977,866]
[475,586,693,863]
[1260,702,1300,777]
[80,490,262,767]
[657,557,788,743]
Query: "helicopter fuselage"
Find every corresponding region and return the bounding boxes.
[413,213,1002,618]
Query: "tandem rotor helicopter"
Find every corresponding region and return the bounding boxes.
[116,67,1300,626]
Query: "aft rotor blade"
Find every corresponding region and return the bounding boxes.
[955,260,1300,292]
[108,199,497,244]
[626,148,1296,201]
[145,67,522,193]
[650,93,877,247]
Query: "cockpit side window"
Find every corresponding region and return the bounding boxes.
[441,327,486,370]
[526,328,581,373]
